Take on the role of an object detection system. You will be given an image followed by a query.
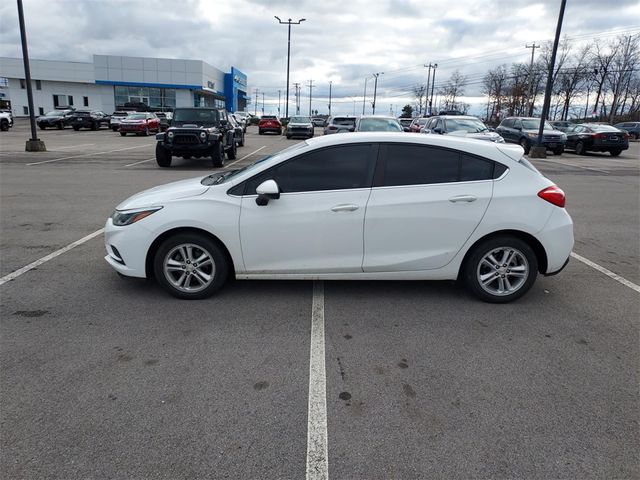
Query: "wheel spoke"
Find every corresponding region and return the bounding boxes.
[487,254,500,268]
[194,253,209,264]
[505,250,516,266]
[508,271,527,278]
[166,265,184,272]
[167,258,182,268]
[186,246,194,262]
[500,249,510,266]
[504,276,513,291]
[184,274,192,289]
[193,269,211,284]
[481,259,496,270]
[498,277,505,292]
[480,272,497,284]
[510,265,526,272]
[179,246,189,262]
[175,273,186,287]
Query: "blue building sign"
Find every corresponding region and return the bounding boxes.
[224,67,249,113]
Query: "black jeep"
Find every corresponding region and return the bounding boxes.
[155,107,237,168]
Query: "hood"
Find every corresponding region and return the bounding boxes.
[122,119,146,123]
[448,130,504,142]
[289,121,313,127]
[116,176,209,210]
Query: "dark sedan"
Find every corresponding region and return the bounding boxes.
[36,110,74,130]
[70,110,111,130]
[565,124,629,156]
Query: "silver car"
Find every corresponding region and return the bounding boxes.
[324,116,357,134]
[355,115,404,132]
[286,115,314,139]
[423,115,505,143]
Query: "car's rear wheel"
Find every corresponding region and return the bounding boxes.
[227,141,237,160]
[609,149,622,157]
[154,233,229,300]
[91,122,97,131]
[156,144,172,167]
[39,124,46,130]
[238,133,245,147]
[463,236,538,303]
[73,126,80,131]
[575,141,586,155]
[57,122,63,130]
[519,138,530,154]
[120,132,126,136]
[211,141,225,167]
[258,129,264,135]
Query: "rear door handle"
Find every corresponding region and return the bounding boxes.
[331,204,359,212]
[449,195,477,203]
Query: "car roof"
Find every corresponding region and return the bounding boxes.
[359,115,398,120]
[433,115,481,120]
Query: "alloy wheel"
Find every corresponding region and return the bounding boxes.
[163,243,216,293]
[476,246,529,297]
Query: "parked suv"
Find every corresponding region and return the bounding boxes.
[0,110,13,131]
[613,121,640,140]
[155,107,237,168]
[323,116,356,134]
[119,112,160,136]
[496,117,566,155]
[423,115,504,143]
[70,110,111,130]
[258,115,282,135]
[286,115,314,139]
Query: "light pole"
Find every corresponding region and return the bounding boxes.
[254,88,259,116]
[261,91,265,115]
[429,64,438,115]
[371,72,383,115]
[17,0,45,151]
[362,76,370,115]
[328,81,332,116]
[275,16,306,118]
[278,89,281,116]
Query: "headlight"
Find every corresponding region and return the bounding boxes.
[200,131,207,140]
[167,131,174,138]
[111,207,162,226]
[527,132,538,138]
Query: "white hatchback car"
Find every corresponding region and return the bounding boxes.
[105,133,573,303]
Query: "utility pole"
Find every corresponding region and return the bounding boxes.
[261,92,265,115]
[424,63,432,116]
[293,82,301,114]
[274,17,306,118]
[253,88,259,115]
[362,76,369,115]
[525,43,540,116]
[530,0,567,158]
[429,64,438,115]
[278,89,281,116]
[308,79,314,116]
[17,0,45,151]
[372,72,383,115]
[328,81,332,116]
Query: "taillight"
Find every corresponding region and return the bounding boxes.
[622,133,630,140]
[538,185,566,208]
[594,133,606,139]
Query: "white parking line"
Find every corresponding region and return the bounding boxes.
[26,144,153,166]
[536,158,610,174]
[306,280,329,480]
[571,252,640,293]
[53,143,96,150]
[124,157,155,167]
[0,228,104,286]
[225,146,266,168]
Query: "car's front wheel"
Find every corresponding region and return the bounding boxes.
[227,141,237,160]
[553,147,564,155]
[211,141,225,167]
[57,122,63,130]
[153,233,229,299]
[575,141,586,155]
[609,149,622,157]
[238,133,245,147]
[463,236,538,303]
[519,138,530,154]
[156,144,172,167]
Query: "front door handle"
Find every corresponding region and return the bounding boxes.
[331,204,359,212]
[449,195,477,203]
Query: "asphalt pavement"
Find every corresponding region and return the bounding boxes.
[1,120,638,479]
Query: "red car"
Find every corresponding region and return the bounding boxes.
[409,117,430,133]
[119,112,161,136]
[258,115,282,135]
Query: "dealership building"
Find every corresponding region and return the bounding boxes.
[0,55,249,116]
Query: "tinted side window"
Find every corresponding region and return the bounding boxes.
[383,145,458,186]
[246,144,375,194]
[513,119,522,129]
[460,154,494,181]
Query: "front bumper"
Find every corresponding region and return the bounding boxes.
[104,217,153,278]
[120,124,148,132]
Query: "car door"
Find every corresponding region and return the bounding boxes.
[496,118,512,142]
[565,125,579,149]
[238,143,377,273]
[363,143,494,272]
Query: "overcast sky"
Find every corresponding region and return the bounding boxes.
[1,0,639,115]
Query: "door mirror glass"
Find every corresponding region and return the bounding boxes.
[433,127,444,134]
[255,179,280,205]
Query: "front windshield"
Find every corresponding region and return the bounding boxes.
[522,119,554,130]
[202,141,308,186]
[358,118,402,132]
[46,111,65,117]
[127,113,146,119]
[591,125,619,132]
[446,118,488,133]
[173,109,219,123]
[289,116,311,123]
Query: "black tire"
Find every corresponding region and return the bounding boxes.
[227,140,237,160]
[91,122,97,131]
[211,141,225,167]
[112,126,118,132]
[73,126,80,131]
[462,235,538,303]
[575,141,586,155]
[57,122,63,130]
[609,149,622,157]
[156,144,172,167]
[519,138,530,155]
[238,133,245,147]
[120,132,126,136]
[1,120,9,131]
[143,127,149,136]
[278,128,282,135]
[153,232,229,300]
[258,129,264,135]
[553,147,564,155]
[39,124,46,130]
[286,134,292,139]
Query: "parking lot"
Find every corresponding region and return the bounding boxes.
[1,120,639,479]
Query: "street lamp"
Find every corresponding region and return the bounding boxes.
[371,72,383,115]
[275,16,306,118]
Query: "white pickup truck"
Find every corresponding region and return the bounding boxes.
[0,110,13,131]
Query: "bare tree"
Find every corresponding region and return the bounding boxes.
[439,70,466,111]
[606,34,640,122]
[482,65,508,123]
[555,44,591,120]
[412,84,428,116]
[591,39,619,118]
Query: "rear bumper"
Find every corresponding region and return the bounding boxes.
[589,144,629,152]
[535,207,574,274]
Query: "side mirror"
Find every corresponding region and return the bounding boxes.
[433,127,443,134]
[515,125,522,131]
[255,179,280,206]
[403,127,410,132]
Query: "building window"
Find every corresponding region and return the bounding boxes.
[83,96,89,107]
[114,85,176,111]
[39,107,44,115]
[20,79,26,89]
[68,95,73,106]
[35,80,42,90]
[23,106,29,115]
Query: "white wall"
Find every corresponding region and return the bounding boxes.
[0,57,94,83]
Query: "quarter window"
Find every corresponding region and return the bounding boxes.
[246,144,376,194]
[383,145,458,186]
[460,154,494,181]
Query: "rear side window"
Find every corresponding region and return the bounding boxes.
[245,144,376,194]
[460,154,494,181]
[383,145,458,186]
[501,118,514,128]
